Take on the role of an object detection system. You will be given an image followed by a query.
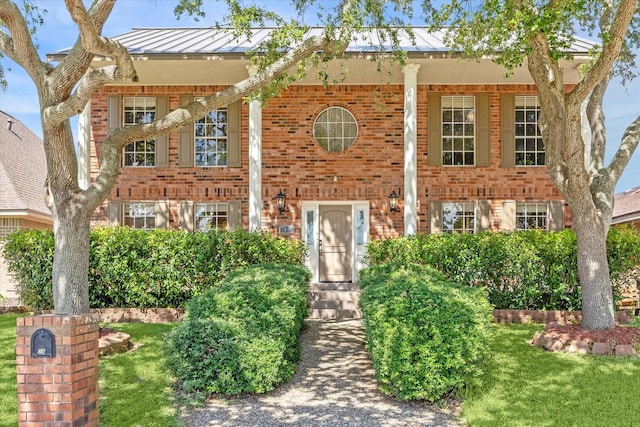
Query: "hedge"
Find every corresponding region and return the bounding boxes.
[165,264,310,399]
[2,228,306,309]
[359,263,493,401]
[365,227,640,311]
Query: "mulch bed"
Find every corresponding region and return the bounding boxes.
[543,323,640,345]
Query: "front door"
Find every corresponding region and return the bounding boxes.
[319,205,352,282]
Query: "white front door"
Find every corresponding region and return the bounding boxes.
[302,201,369,283]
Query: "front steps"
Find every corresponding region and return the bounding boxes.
[307,282,362,320]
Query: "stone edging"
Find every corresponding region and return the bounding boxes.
[530,329,638,357]
[493,309,631,324]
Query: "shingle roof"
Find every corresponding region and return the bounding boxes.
[0,111,50,217]
[48,27,595,60]
[612,186,640,224]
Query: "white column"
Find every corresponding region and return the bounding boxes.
[77,101,91,190]
[247,65,263,232]
[402,63,420,236]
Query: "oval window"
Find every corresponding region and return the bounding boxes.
[313,106,358,152]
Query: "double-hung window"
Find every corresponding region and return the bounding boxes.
[515,96,545,166]
[194,203,228,231]
[123,97,156,167]
[195,102,228,167]
[516,202,548,230]
[442,202,476,233]
[123,202,156,230]
[442,96,475,166]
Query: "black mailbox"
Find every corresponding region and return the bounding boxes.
[30,328,56,358]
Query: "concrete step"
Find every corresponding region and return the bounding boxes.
[309,282,359,291]
[308,307,363,321]
[307,283,362,320]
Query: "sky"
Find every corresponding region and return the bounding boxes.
[0,0,639,194]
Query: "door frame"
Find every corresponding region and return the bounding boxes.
[301,200,370,283]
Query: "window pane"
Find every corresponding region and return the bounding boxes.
[441,96,475,166]
[515,96,544,166]
[194,102,228,167]
[313,107,358,152]
[122,97,156,167]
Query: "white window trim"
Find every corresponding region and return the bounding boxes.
[441,95,476,167]
[123,202,156,230]
[442,201,477,234]
[313,106,359,152]
[122,97,157,167]
[194,202,229,231]
[515,202,549,230]
[194,100,229,168]
[515,95,545,167]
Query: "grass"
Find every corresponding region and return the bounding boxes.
[0,313,22,426]
[461,321,640,427]
[98,322,179,426]
[2,314,640,426]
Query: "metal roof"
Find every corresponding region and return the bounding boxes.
[48,27,595,60]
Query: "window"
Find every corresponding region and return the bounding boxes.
[123,97,156,167]
[442,96,475,166]
[123,202,155,230]
[515,96,545,166]
[313,106,358,152]
[195,104,228,167]
[516,203,548,230]
[356,209,366,245]
[442,202,475,233]
[194,203,228,231]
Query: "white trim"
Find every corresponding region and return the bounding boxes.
[247,65,263,232]
[78,101,91,190]
[301,200,369,283]
[0,210,52,223]
[402,63,420,235]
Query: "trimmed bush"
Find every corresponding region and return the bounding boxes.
[165,264,310,398]
[2,228,306,309]
[359,263,493,401]
[366,228,640,311]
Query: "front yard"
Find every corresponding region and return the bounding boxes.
[1,313,639,426]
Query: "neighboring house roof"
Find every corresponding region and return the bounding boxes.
[0,111,50,219]
[48,27,596,60]
[612,186,640,224]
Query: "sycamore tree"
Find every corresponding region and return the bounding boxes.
[0,0,414,315]
[420,0,640,330]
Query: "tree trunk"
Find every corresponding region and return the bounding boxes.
[44,120,94,315]
[51,211,91,314]
[572,209,615,330]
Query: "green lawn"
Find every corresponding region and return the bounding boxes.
[461,322,640,427]
[2,314,639,426]
[98,322,179,426]
[0,314,22,427]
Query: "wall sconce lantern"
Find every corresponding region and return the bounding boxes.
[389,190,399,213]
[275,190,286,214]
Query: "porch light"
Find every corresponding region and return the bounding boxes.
[275,190,286,214]
[389,190,399,213]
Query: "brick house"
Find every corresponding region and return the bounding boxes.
[52,28,592,284]
[0,111,52,305]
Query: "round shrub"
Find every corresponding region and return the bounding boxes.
[165,264,310,399]
[359,263,493,401]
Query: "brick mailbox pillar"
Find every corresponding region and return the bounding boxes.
[16,314,100,426]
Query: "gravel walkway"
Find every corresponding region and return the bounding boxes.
[181,319,465,427]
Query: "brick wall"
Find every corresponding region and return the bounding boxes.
[16,314,100,426]
[89,83,568,237]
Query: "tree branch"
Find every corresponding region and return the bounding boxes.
[63,0,137,84]
[585,78,609,173]
[52,0,116,98]
[84,33,332,209]
[568,0,637,104]
[0,0,49,87]
[607,116,640,187]
[44,65,121,125]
